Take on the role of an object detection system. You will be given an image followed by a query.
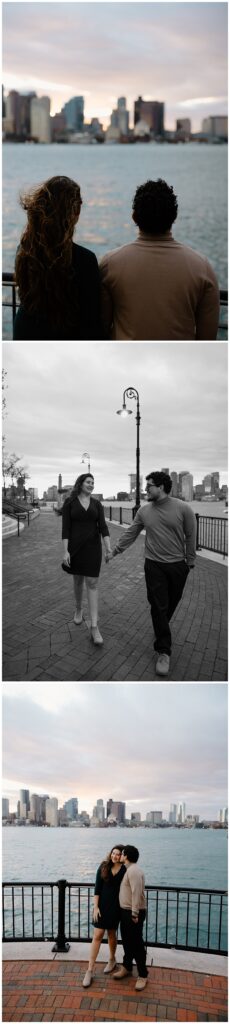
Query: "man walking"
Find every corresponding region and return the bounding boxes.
[100,178,219,340]
[108,472,196,676]
[114,845,148,991]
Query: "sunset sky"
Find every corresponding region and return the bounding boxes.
[3,342,228,498]
[3,683,228,818]
[3,2,228,130]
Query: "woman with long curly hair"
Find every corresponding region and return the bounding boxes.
[82,845,126,988]
[13,175,102,340]
[62,473,112,646]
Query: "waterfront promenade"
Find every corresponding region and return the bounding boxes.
[3,944,228,1022]
[3,512,227,682]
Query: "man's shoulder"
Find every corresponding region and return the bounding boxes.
[100,240,137,267]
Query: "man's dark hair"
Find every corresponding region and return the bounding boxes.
[122,845,139,863]
[132,179,178,235]
[146,471,172,494]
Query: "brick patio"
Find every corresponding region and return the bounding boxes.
[2,512,228,682]
[2,958,228,1023]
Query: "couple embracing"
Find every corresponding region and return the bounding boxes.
[62,470,196,676]
[82,844,148,992]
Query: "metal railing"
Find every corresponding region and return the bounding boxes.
[2,880,227,955]
[196,514,228,557]
[2,273,228,339]
[2,498,35,536]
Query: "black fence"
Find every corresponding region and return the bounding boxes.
[103,507,228,558]
[2,274,228,339]
[2,880,227,955]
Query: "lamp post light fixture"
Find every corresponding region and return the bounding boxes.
[81,452,91,474]
[117,387,141,513]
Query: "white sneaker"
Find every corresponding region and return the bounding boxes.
[74,611,83,625]
[156,653,170,676]
[104,958,117,974]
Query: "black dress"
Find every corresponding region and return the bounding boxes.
[13,242,103,340]
[62,495,110,577]
[93,864,126,930]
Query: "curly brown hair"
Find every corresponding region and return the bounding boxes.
[100,846,124,881]
[15,175,82,334]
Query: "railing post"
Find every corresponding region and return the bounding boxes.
[17,516,20,537]
[52,879,70,952]
[119,507,122,524]
[110,506,112,521]
[195,513,200,550]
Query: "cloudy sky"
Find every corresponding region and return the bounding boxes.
[3,341,227,498]
[3,2,228,130]
[2,683,227,818]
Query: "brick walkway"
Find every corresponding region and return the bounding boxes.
[2,513,228,682]
[2,959,228,1022]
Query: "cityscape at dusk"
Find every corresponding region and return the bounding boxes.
[3,343,228,499]
[3,2,228,132]
[3,683,227,820]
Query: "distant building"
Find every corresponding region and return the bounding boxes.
[170,472,178,497]
[131,812,141,823]
[202,116,228,140]
[211,472,220,494]
[169,803,177,824]
[64,798,79,820]
[19,789,30,819]
[176,118,191,139]
[203,474,212,493]
[2,798,9,818]
[177,802,186,824]
[106,799,126,823]
[181,473,193,501]
[47,486,58,501]
[30,96,51,142]
[133,119,151,139]
[129,473,143,497]
[161,468,169,476]
[45,798,58,827]
[134,96,164,136]
[63,96,84,132]
[146,811,162,824]
[220,807,228,824]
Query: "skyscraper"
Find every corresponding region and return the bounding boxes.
[134,96,164,135]
[19,789,30,818]
[63,96,84,132]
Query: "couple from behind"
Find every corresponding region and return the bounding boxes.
[14,175,219,341]
[83,844,148,992]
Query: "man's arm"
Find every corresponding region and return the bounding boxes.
[183,506,196,566]
[127,867,143,916]
[112,509,144,555]
[195,263,220,340]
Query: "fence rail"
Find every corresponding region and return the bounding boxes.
[2,274,228,339]
[2,880,228,955]
[103,507,228,557]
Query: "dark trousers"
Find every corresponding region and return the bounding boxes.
[120,909,148,977]
[145,559,189,656]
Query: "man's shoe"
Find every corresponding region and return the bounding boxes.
[156,653,170,676]
[135,977,148,991]
[82,969,93,987]
[114,966,131,980]
[91,626,104,645]
[104,958,117,974]
[74,611,83,625]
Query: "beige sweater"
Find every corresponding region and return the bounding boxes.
[119,865,146,915]
[100,231,219,340]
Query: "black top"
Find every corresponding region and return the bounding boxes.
[94,864,126,930]
[62,496,109,555]
[13,242,103,340]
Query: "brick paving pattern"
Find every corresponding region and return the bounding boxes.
[2,960,228,1022]
[3,513,228,682]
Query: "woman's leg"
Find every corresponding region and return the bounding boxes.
[83,927,105,987]
[73,574,84,623]
[85,576,98,627]
[88,927,105,969]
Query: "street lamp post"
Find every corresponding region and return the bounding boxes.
[117,387,141,514]
[81,452,91,474]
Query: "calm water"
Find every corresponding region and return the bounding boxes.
[103,500,227,519]
[3,825,227,888]
[3,142,227,285]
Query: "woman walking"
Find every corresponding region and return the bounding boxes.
[62,473,111,645]
[82,846,126,988]
[13,175,102,340]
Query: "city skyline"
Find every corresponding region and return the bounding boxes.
[3,2,228,131]
[3,343,228,498]
[3,683,227,818]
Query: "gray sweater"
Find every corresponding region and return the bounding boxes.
[114,497,196,566]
